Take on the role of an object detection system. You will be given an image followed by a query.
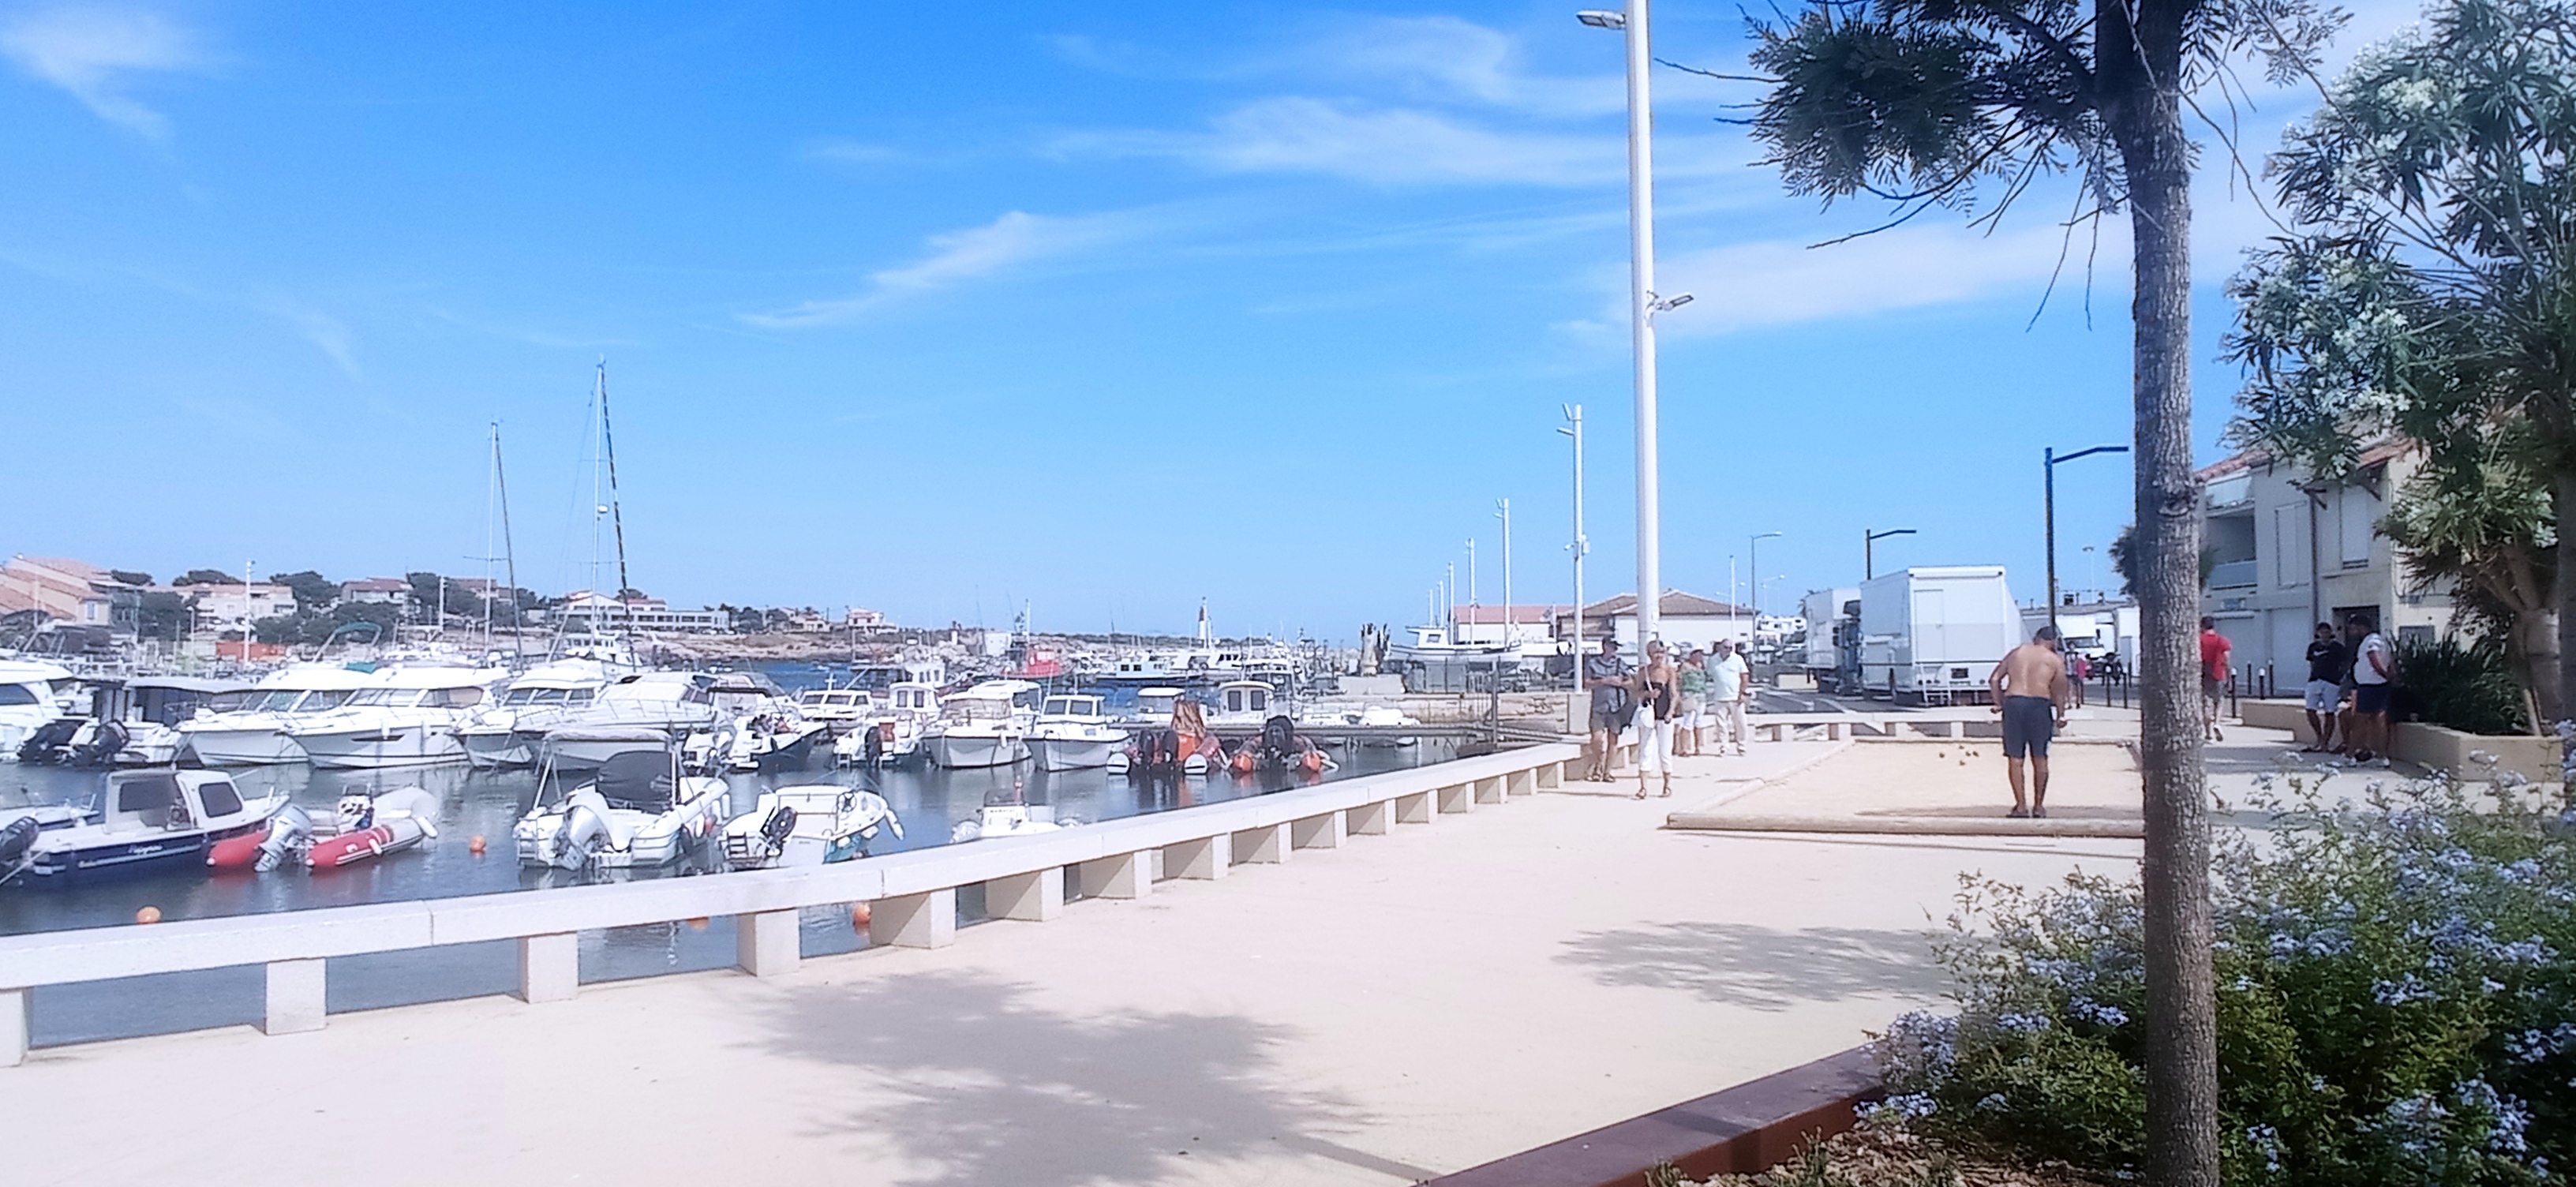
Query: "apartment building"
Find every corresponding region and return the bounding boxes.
[2198,441,2455,683]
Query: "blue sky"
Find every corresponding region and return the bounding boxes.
[0,1,2419,640]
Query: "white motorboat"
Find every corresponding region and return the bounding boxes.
[1298,702,1422,747]
[1121,686,1187,727]
[717,712,829,773]
[0,769,286,884]
[178,665,375,765]
[530,672,723,768]
[283,667,507,769]
[1205,680,1281,728]
[948,801,1065,843]
[513,743,730,871]
[919,681,1037,769]
[792,687,880,734]
[458,659,627,769]
[0,660,79,761]
[1028,694,1123,771]
[833,681,935,766]
[719,784,903,870]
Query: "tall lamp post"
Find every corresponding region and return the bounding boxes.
[2046,445,2131,641]
[1496,498,1513,649]
[1748,531,1781,647]
[1864,527,1916,580]
[1559,406,1587,657]
[1579,2,1690,650]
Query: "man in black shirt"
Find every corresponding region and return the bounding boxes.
[1581,637,1634,782]
[2301,621,2348,753]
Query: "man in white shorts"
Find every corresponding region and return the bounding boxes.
[2300,620,2348,753]
[1707,639,1750,756]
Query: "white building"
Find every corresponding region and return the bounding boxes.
[2196,442,2457,683]
[1,556,138,631]
[339,577,411,608]
[169,582,294,634]
[551,591,728,633]
[1450,604,1565,649]
[1562,592,1757,655]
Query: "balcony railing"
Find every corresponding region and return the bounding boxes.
[2207,559,2259,589]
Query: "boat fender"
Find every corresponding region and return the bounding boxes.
[255,804,314,872]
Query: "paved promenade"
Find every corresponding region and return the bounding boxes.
[7,743,2144,1187]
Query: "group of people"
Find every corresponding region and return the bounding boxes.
[2294,614,2397,766]
[1578,635,1755,799]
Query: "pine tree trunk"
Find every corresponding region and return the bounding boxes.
[2105,0,2220,1180]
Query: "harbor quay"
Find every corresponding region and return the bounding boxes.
[0,740,2147,1186]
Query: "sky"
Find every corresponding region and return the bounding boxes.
[0,0,2425,642]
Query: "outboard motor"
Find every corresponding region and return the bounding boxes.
[1259,715,1297,766]
[255,804,314,873]
[17,718,80,765]
[0,814,40,880]
[553,795,612,870]
[69,721,128,768]
[862,722,886,766]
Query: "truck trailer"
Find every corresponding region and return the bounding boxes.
[1799,588,1859,692]
[1856,567,2023,706]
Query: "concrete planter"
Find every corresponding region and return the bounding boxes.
[2240,698,2555,783]
[1424,1046,1881,1186]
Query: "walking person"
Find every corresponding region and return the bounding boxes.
[1986,625,2071,818]
[1707,639,1751,756]
[2300,621,2349,754]
[1580,636,1631,782]
[2199,616,2233,742]
[1675,649,1711,756]
[2349,616,2396,767]
[1634,641,1677,799]
[2069,650,2091,708]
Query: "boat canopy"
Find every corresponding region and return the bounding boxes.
[593,751,676,813]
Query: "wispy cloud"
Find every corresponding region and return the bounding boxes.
[1059,97,1627,187]
[1297,16,1623,117]
[740,209,1143,328]
[1578,222,2102,336]
[0,7,207,138]
[260,298,362,379]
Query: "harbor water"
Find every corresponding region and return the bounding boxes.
[2,665,1459,1047]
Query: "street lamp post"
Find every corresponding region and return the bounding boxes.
[1496,498,1513,649]
[1749,531,1781,647]
[1864,528,1917,581]
[1578,2,1687,651]
[2046,445,2131,642]
[1559,406,1587,657]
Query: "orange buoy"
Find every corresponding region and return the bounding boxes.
[134,906,162,925]
[468,834,488,856]
[851,903,873,931]
[687,916,710,931]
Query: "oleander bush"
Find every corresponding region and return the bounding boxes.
[1878,769,2576,1185]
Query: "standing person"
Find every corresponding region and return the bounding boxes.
[2300,621,2349,754]
[2069,650,2091,708]
[1986,625,2071,818]
[1580,636,1631,782]
[1634,642,1677,799]
[2199,616,2233,742]
[2349,616,2396,767]
[1674,649,1709,757]
[1707,638,1751,757]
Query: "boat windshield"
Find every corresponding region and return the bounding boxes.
[245,689,305,712]
[504,687,573,706]
[346,688,425,709]
[945,699,1012,723]
[294,689,356,713]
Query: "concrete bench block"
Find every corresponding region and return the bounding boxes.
[871,889,955,949]
[519,931,578,1002]
[989,867,1063,920]
[1438,783,1476,814]
[1826,722,1843,741]
[1234,823,1289,864]
[263,958,327,1035]
[1508,769,1537,796]
[1080,852,1152,900]
[1474,777,1505,804]
[1290,811,1344,850]
[1394,791,1436,825]
[1346,799,1391,836]
[1164,834,1230,880]
[1536,762,1562,789]
[736,909,800,977]
[1,987,25,1069]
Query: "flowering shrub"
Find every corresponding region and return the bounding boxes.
[1881,768,2575,1185]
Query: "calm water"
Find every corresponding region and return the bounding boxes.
[2,672,1451,1047]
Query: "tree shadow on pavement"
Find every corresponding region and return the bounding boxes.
[1555,922,1942,1010]
[755,970,1429,1186]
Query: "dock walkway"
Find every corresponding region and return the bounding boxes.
[5,743,2144,1187]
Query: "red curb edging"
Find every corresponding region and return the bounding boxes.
[1424,1046,1885,1186]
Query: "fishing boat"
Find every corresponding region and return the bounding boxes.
[512,741,730,871]
[1028,694,1123,771]
[178,665,374,765]
[0,769,287,884]
[719,784,903,870]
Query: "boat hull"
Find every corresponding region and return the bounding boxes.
[923,734,1028,769]
[1032,737,1116,771]
[292,728,469,769]
[178,725,306,766]
[19,819,268,883]
[460,728,535,769]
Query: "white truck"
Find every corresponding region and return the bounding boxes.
[1799,588,1859,689]
[1857,567,2023,706]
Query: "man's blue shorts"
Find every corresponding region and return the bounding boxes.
[2002,695,2055,759]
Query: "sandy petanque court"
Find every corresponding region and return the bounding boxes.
[1668,738,2145,836]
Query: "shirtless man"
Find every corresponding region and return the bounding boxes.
[1987,625,2072,818]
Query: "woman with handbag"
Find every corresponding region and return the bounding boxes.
[1635,641,1678,799]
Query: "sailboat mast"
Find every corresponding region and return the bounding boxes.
[492,422,523,665]
[597,362,637,643]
